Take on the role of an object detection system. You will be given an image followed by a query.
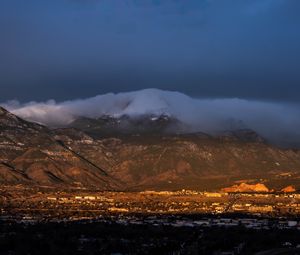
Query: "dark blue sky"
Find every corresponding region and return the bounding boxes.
[1,0,300,102]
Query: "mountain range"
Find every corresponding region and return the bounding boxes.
[1,106,300,191]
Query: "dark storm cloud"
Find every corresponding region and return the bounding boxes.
[0,0,300,101]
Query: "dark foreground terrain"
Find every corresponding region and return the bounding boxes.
[1,219,300,255]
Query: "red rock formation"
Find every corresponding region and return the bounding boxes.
[222,183,269,193]
[281,185,296,193]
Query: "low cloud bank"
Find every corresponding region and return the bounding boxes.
[2,89,300,147]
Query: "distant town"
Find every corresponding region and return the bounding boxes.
[2,186,300,223]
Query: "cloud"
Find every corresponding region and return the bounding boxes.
[2,88,300,147]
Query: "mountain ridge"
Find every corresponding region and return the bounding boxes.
[1,106,300,191]
[0,107,120,190]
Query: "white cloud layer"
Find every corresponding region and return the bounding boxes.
[2,89,300,147]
